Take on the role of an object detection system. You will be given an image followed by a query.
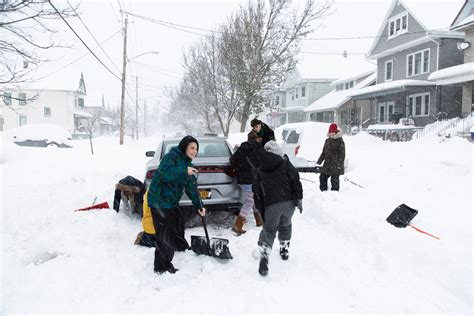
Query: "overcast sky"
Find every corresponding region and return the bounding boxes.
[29,0,463,111]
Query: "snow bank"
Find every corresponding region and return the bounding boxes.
[1,133,472,314]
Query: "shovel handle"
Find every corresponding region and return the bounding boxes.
[200,215,211,246]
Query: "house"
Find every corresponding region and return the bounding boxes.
[1,73,92,136]
[84,95,114,136]
[304,69,376,133]
[349,0,466,128]
[429,0,474,116]
[266,65,334,129]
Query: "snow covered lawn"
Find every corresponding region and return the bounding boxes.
[1,133,472,314]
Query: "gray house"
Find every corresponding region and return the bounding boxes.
[429,0,474,116]
[350,0,466,127]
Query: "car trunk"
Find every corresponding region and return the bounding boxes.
[192,157,235,185]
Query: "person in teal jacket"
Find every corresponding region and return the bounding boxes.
[148,135,206,274]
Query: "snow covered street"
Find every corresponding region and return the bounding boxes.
[1,133,472,314]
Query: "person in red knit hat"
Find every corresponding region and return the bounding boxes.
[316,123,345,191]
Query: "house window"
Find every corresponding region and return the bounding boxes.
[345,82,349,89]
[407,93,430,117]
[77,97,84,108]
[295,87,299,100]
[407,49,430,77]
[19,115,27,126]
[44,107,51,117]
[385,60,393,81]
[388,13,408,38]
[3,92,11,105]
[18,92,26,105]
[301,86,306,98]
[275,95,280,106]
[349,81,354,88]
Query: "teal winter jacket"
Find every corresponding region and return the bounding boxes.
[147,146,201,210]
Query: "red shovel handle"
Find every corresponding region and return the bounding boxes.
[408,224,440,240]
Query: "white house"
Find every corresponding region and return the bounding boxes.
[1,73,92,135]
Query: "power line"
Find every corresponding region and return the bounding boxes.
[35,30,121,81]
[125,11,216,38]
[66,0,122,74]
[126,11,223,35]
[48,0,122,81]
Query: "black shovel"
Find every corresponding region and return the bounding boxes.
[190,196,233,259]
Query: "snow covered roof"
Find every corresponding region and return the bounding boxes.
[349,79,435,98]
[73,111,93,118]
[451,0,474,29]
[452,14,474,31]
[428,62,474,84]
[28,69,87,93]
[331,70,376,86]
[305,73,376,113]
[304,90,352,113]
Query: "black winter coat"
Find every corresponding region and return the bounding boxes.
[229,140,262,184]
[252,152,303,212]
[256,123,276,146]
[316,131,345,176]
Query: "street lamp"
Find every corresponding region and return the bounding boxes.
[119,49,159,144]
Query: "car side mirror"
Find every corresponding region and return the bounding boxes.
[145,151,155,157]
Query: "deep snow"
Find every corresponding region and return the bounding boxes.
[0,132,472,314]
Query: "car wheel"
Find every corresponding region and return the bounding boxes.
[46,142,59,148]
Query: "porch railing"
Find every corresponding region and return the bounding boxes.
[411,118,459,139]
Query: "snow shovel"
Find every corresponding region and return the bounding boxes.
[75,201,110,211]
[386,204,440,240]
[190,196,233,259]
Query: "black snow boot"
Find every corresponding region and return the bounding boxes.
[258,246,270,276]
[279,240,290,260]
[259,256,268,276]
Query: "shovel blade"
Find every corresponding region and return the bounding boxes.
[190,235,233,260]
[191,235,210,256]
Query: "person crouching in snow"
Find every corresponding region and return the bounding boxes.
[229,132,264,235]
[253,141,303,276]
[316,123,345,192]
[134,190,157,247]
[147,135,206,274]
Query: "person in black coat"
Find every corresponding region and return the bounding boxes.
[229,132,264,235]
[253,141,303,276]
[317,123,345,191]
[250,118,275,146]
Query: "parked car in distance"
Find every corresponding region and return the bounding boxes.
[144,136,241,213]
[275,122,348,173]
[3,124,73,148]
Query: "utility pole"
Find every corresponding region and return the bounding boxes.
[135,76,139,140]
[119,15,128,145]
[143,100,147,137]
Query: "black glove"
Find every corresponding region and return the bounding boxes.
[296,199,303,214]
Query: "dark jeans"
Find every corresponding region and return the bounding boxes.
[320,173,340,191]
[150,207,189,272]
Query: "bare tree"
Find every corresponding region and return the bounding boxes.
[84,113,100,155]
[0,0,75,86]
[220,0,332,131]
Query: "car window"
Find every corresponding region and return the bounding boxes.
[286,130,300,144]
[282,129,289,140]
[160,139,231,159]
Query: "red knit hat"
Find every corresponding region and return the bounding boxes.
[328,123,338,133]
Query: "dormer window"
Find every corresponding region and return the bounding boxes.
[388,13,408,39]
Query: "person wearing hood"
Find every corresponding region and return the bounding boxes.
[316,123,345,192]
[147,135,206,274]
[252,141,303,276]
[229,132,264,235]
[250,118,275,146]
